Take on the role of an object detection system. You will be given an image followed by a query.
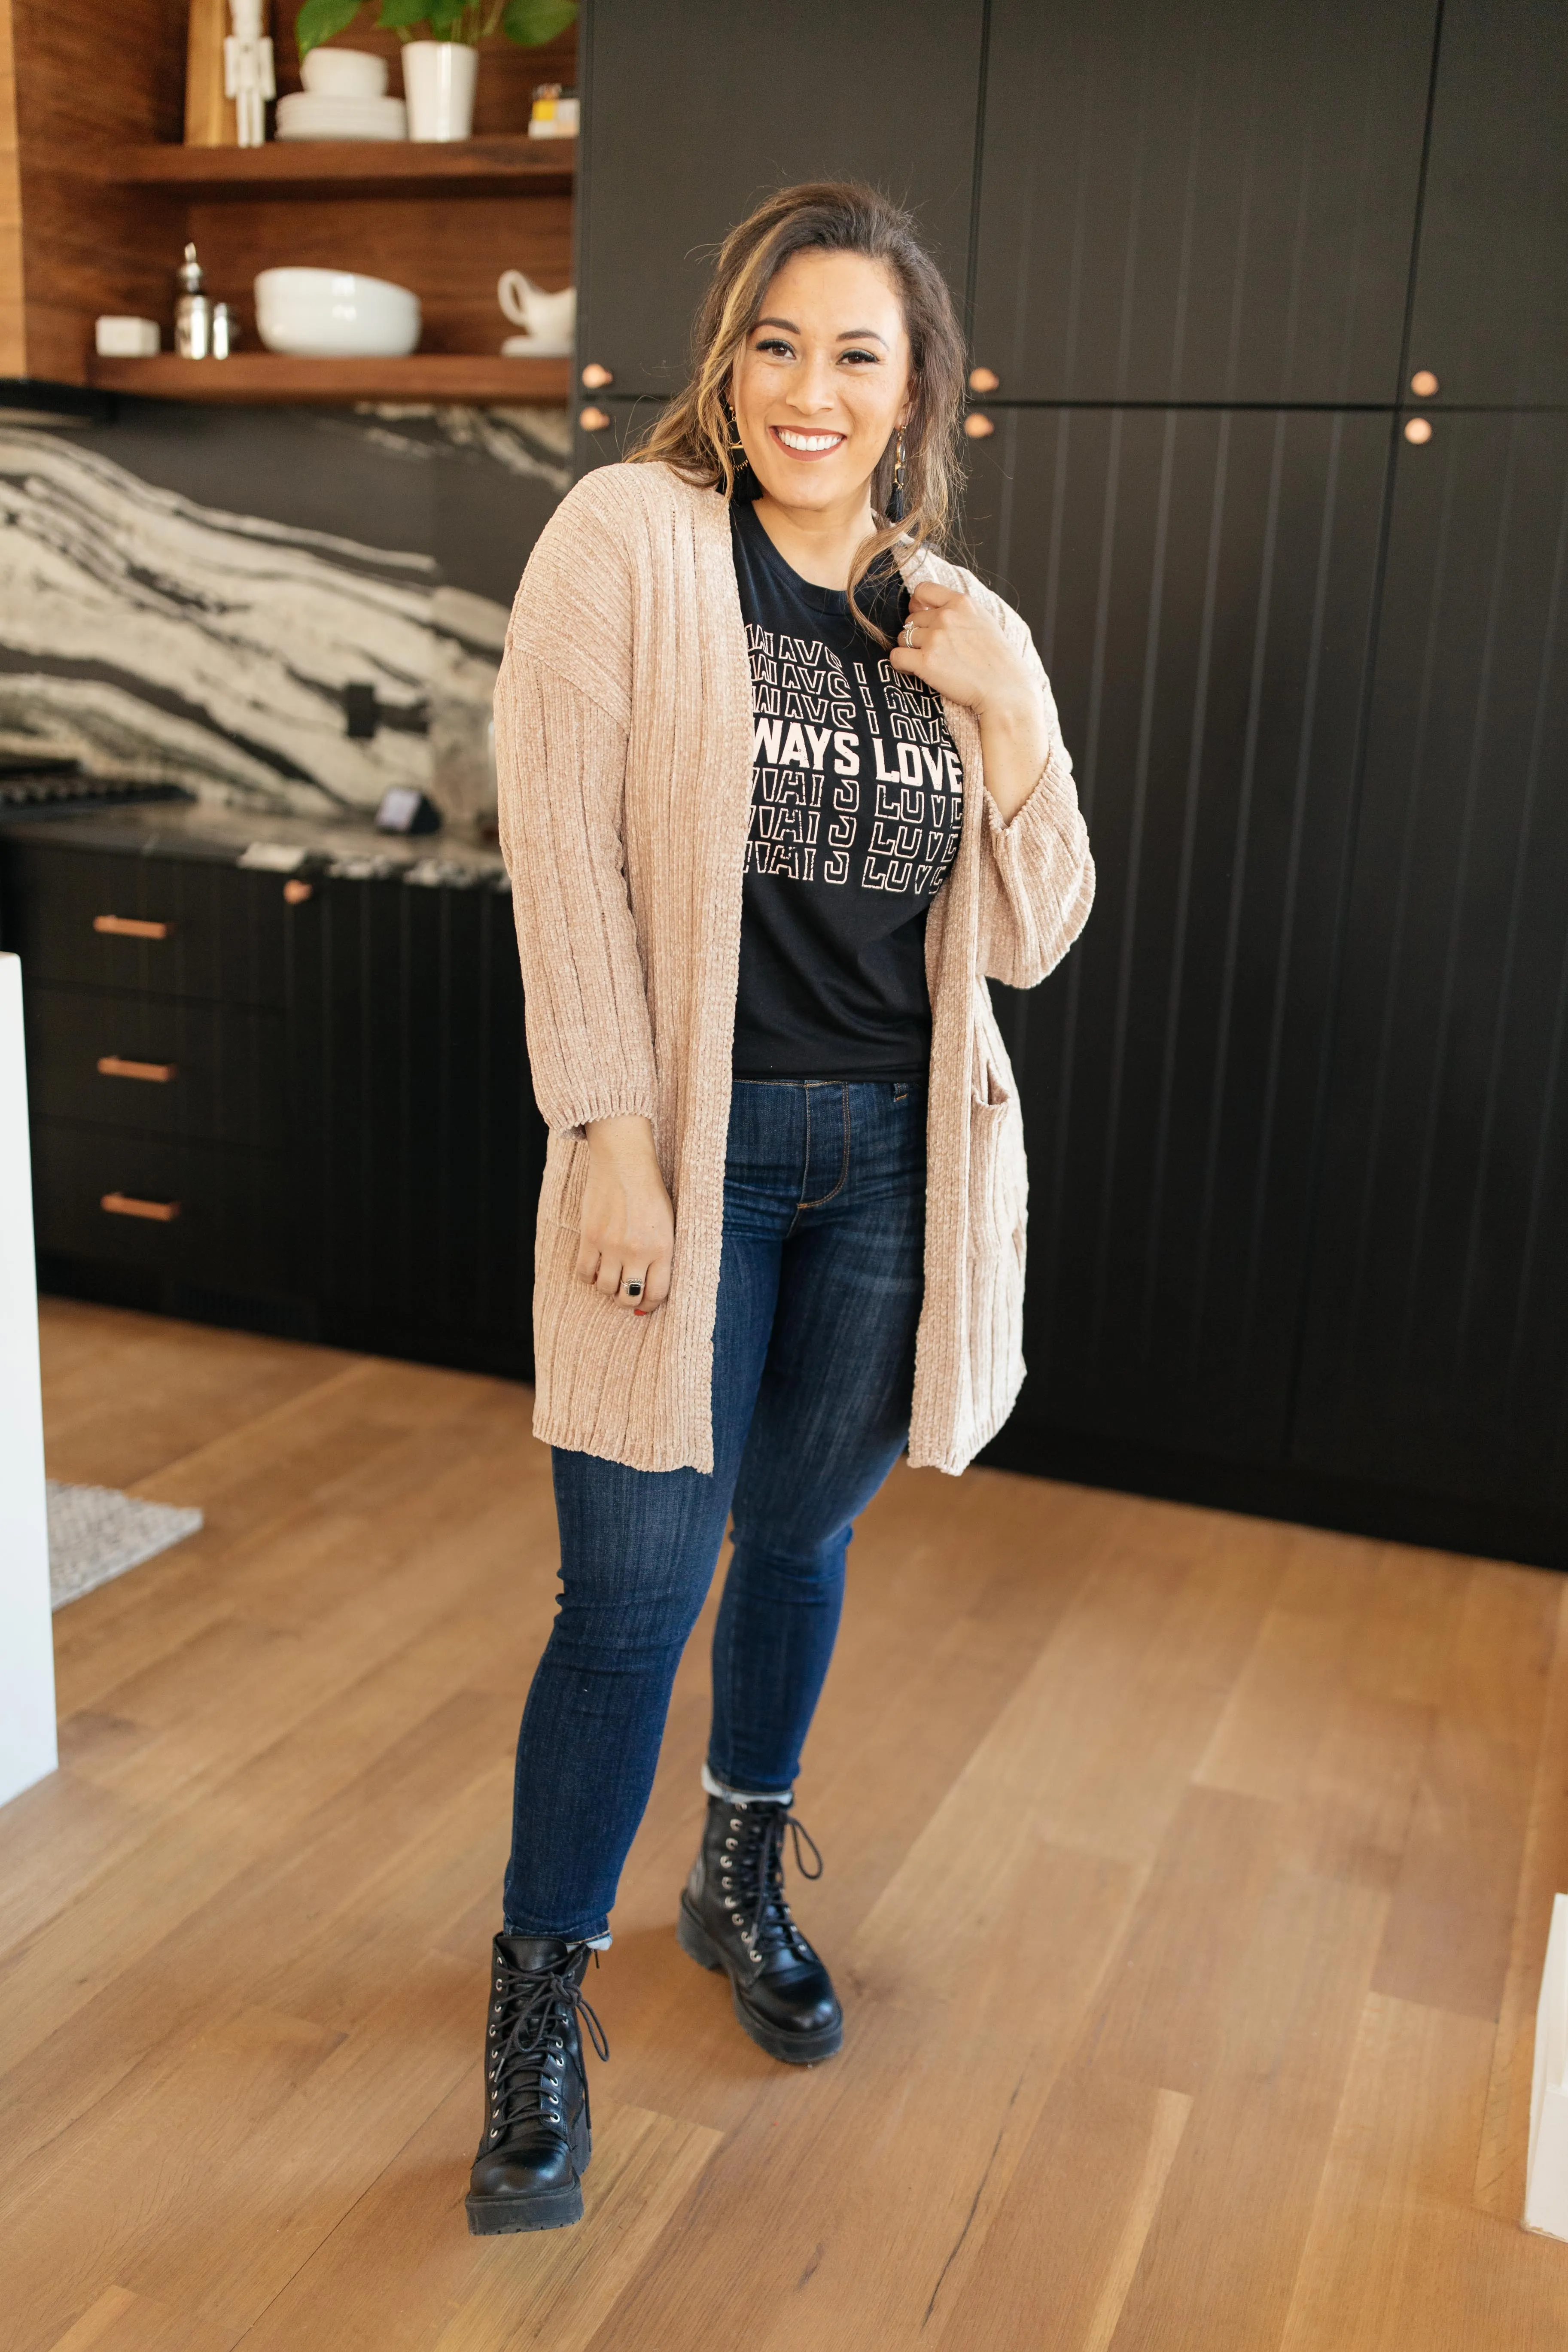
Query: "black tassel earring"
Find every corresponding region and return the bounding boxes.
[724,402,761,503]
[886,426,908,524]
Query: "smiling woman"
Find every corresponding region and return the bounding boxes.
[475,180,1095,2237]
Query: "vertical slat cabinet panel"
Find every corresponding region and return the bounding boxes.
[573,0,986,438]
[299,871,545,1378]
[1405,0,1568,406]
[970,0,1435,404]
[1292,415,1568,1520]
[968,406,1391,1460]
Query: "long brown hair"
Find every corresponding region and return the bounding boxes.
[628,181,966,645]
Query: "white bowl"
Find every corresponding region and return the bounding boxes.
[300,49,387,98]
[254,268,420,359]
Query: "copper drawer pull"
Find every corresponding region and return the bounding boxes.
[94,914,170,940]
[101,1191,180,1223]
[97,1055,177,1084]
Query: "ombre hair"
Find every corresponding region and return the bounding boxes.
[628,180,966,645]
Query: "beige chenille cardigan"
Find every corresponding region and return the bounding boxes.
[495,461,1094,1476]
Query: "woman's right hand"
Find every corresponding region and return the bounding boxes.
[577,1114,675,1314]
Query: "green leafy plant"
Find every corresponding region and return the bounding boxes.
[296,0,577,57]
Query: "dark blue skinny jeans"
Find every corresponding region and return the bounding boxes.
[503,1077,927,1940]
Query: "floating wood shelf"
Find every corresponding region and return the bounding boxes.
[86,352,572,405]
[0,11,579,398]
[106,137,575,195]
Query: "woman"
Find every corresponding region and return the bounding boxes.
[469,182,1094,2236]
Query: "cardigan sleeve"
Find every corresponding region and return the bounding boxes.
[976,611,1096,990]
[494,482,658,1135]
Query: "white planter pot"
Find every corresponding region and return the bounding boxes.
[402,40,477,142]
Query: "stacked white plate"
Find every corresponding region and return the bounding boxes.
[275,92,408,141]
[277,47,407,141]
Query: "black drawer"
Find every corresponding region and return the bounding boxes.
[32,1122,290,1290]
[6,843,293,1006]
[24,984,287,1147]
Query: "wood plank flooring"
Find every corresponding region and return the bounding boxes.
[4,1297,1567,2349]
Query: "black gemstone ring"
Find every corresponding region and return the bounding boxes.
[624,1279,643,1297]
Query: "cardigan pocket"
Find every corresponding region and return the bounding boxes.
[539,1128,591,1231]
[969,1006,1028,1277]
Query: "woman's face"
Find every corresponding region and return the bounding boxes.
[730,249,911,515]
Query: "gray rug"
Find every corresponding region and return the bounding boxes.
[46,1481,204,1610]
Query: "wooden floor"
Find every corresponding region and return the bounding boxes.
[5,1302,1568,2351]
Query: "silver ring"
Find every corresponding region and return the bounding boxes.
[901,621,916,648]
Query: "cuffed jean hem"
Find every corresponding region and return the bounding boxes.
[702,1761,794,1806]
[501,1911,615,1947]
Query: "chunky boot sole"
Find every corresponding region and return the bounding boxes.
[465,2112,591,2235]
[677,1896,843,2066]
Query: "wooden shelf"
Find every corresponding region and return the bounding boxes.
[106,137,575,195]
[86,352,572,405]
[0,9,579,393]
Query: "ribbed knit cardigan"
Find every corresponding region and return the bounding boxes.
[494,462,1094,1476]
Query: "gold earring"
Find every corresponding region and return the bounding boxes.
[888,427,908,523]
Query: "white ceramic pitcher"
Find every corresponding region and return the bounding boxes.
[498,272,576,357]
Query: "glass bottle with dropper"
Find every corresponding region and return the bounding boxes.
[174,243,211,360]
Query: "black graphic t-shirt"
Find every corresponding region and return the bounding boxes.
[730,499,964,1079]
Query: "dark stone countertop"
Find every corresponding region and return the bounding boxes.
[0,799,510,889]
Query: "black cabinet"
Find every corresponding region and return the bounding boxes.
[968,0,1436,404]
[573,0,987,408]
[32,1124,292,1298]
[293,869,545,1378]
[24,987,285,1149]
[1291,414,1568,1523]
[563,0,1568,1560]
[1406,0,1568,406]
[967,407,1392,1460]
[5,843,289,1006]
[4,822,548,1375]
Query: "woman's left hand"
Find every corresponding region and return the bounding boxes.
[888,581,1051,824]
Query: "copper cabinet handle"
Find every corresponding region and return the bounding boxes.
[963,413,997,440]
[968,365,1001,393]
[97,1055,177,1083]
[94,914,170,940]
[581,362,614,389]
[579,405,612,432]
[101,1191,180,1223]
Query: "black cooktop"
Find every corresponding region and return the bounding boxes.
[0,759,194,823]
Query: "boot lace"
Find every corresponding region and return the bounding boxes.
[486,1950,609,2146]
[728,1804,824,1963]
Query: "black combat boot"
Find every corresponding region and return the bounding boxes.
[465,1933,608,2235]
[677,1792,843,2064]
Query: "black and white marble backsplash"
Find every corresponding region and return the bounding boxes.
[0,401,570,824]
